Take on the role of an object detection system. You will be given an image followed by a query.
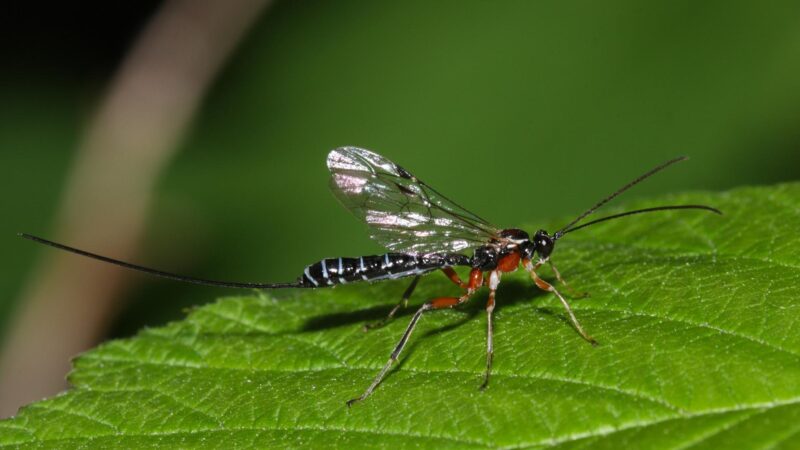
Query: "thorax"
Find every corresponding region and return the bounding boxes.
[471,243,522,273]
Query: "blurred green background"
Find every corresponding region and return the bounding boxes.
[2,0,800,342]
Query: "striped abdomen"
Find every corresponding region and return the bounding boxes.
[300,253,471,287]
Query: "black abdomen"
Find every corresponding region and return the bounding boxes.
[300,253,470,287]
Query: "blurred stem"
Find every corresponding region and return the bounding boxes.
[0,0,272,417]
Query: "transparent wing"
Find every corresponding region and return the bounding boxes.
[327,147,500,254]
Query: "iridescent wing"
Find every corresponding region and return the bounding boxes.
[327,147,500,254]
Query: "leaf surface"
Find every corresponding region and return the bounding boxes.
[2,183,800,449]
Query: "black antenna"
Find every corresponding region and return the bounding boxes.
[554,156,693,239]
[557,204,722,236]
[18,233,303,289]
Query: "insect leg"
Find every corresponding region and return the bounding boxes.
[364,275,422,331]
[365,266,473,331]
[480,270,500,390]
[348,270,483,406]
[526,261,597,345]
[548,260,589,299]
[442,267,468,288]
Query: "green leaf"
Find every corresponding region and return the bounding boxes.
[2,183,799,449]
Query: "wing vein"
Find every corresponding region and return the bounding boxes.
[327,147,499,254]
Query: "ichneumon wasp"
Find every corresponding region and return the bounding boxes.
[21,147,721,405]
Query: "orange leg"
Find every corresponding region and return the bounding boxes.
[365,268,476,331]
[348,270,483,406]
[525,260,597,345]
[442,267,468,289]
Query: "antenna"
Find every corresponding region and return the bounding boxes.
[556,204,722,236]
[18,233,303,289]
[554,156,703,239]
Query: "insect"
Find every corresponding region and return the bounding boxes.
[21,147,721,406]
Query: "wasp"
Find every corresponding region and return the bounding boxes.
[22,147,720,405]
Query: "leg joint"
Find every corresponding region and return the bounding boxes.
[429,296,460,309]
